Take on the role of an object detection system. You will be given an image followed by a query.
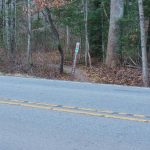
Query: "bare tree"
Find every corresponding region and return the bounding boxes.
[106,0,124,67]
[5,0,11,56]
[4,0,16,58]
[27,0,32,65]
[1,0,5,43]
[83,0,91,67]
[10,0,16,56]
[138,0,149,86]
[66,25,70,53]
[44,7,64,73]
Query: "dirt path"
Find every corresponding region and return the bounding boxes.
[49,64,89,82]
[64,65,89,82]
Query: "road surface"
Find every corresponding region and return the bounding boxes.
[0,75,150,150]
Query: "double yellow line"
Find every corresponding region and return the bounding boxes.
[0,98,150,123]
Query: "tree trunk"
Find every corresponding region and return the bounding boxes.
[45,7,64,74]
[66,25,70,53]
[27,0,32,65]
[138,0,149,87]
[1,0,5,43]
[83,0,91,67]
[106,0,124,67]
[146,18,150,62]
[5,0,11,56]
[4,0,16,59]
[10,0,16,56]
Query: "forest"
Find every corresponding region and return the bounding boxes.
[0,0,150,87]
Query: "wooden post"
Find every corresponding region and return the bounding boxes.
[71,42,80,76]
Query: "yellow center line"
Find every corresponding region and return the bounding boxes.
[0,98,150,123]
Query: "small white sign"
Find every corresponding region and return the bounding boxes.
[75,42,80,53]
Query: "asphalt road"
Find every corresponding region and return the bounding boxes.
[0,75,150,150]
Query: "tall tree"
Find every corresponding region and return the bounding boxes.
[66,25,70,53]
[106,0,124,67]
[10,0,16,55]
[3,0,16,58]
[44,7,64,73]
[0,0,5,46]
[33,0,70,73]
[144,0,150,62]
[5,0,11,55]
[83,0,91,67]
[138,0,149,86]
[27,0,32,65]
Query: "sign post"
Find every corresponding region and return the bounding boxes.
[71,42,80,75]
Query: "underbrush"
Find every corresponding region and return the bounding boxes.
[0,49,70,80]
[83,64,148,87]
[0,48,150,87]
